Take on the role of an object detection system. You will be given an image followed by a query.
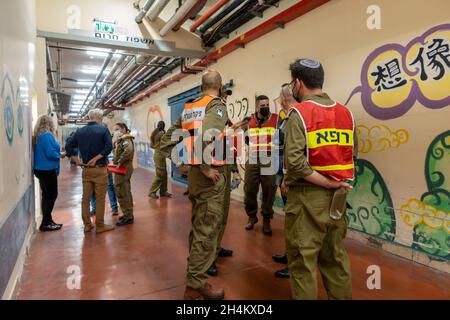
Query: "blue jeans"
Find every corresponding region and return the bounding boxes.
[91,173,118,213]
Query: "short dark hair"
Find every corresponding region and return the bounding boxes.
[289,59,324,89]
[256,95,269,103]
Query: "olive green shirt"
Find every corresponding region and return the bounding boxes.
[113,134,135,166]
[150,130,164,150]
[284,93,358,187]
[159,95,228,171]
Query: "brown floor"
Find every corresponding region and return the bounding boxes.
[14,161,450,300]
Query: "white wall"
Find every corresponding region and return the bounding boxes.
[0,0,37,299]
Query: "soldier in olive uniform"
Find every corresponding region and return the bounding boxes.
[282,59,357,300]
[112,122,135,226]
[160,70,228,300]
[148,121,172,199]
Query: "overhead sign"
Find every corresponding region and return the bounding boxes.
[37,30,206,59]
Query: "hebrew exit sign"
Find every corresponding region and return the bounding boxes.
[94,19,116,34]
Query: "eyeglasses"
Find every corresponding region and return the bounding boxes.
[289,79,296,90]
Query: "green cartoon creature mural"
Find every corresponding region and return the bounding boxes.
[401,130,450,260]
[347,159,396,242]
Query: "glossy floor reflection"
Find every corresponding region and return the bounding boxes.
[15,161,450,299]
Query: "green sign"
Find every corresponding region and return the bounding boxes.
[94,20,116,34]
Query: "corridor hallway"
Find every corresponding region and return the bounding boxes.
[14,161,450,300]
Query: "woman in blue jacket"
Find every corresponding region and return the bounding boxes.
[32,115,65,231]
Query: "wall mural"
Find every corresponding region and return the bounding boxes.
[2,74,15,145]
[134,104,164,170]
[347,159,396,242]
[356,124,409,153]
[227,98,249,122]
[400,130,450,259]
[343,24,450,263]
[345,24,450,120]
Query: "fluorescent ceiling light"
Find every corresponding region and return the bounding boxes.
[75,89,89,93]
[77,81,94,86]
[81,69,100,74]
[80,68,111,75]
[86,50,109,57]
[86,50,121,59]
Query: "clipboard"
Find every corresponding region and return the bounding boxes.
[107,165,127,175]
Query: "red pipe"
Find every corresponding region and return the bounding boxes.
[126,0,330,106]
[172,0,208,32]
[189,0,230,33]
[104,65,149,106]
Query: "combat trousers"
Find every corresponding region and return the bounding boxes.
[244,163,277,219]
[186,165,226,289]
[215,165,232,258]
[285,184,352,300]
[149,151,168,195]
[114,162,134,219]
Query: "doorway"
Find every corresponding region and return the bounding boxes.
[168,86,201,184]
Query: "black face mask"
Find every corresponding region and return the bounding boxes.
[259,107,270,117]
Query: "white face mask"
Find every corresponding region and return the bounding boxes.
[113,131,123,138]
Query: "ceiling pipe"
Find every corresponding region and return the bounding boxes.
[172,0,208,31]
[104,65,148,106]
[199,0,246,34]
[181,58,205,73]
[104,57,143,96]
[135,0,157,24]
[78,53,113,116]
[127,0,330,106]
[101,56,149,107]
[92,55,127,109]
[159,0,204,37]
[147,0,170,21]
[108,58,159,98]
[104,58,159,107]
[117,59,181,106]
[190,0,230,33]
[110,57,164,104]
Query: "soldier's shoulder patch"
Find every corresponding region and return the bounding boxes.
[216,108,224,118]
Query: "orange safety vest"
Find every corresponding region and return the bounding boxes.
[181,95,226,166]
[248,113,279,153]
[289,100,355,181]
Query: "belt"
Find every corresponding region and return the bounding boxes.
[83,164,106,168]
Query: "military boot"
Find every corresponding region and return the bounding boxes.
[184,283,224,300]
[245,217,258,230]
[263,218,272,236]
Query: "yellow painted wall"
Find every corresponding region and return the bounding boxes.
[110,0,450,265]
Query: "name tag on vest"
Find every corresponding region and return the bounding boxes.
[182,107,206,124]
[307,128,353,149]
[248,127,276,136]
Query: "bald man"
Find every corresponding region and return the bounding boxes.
[160,70,228,300]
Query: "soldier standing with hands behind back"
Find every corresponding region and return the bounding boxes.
[282,59,357,300]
